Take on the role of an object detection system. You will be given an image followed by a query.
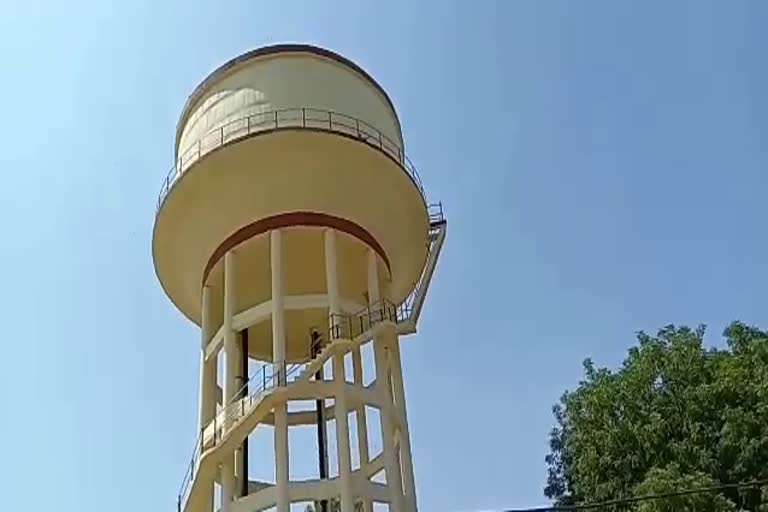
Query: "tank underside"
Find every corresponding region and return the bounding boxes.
[201,226,388,361]
[152,129,429,327]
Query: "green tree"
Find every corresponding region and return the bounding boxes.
[544,322,768,510]
[633,465,737,512]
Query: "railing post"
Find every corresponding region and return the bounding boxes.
[274,110,278,128]
[262,365,266,389]
[302,107,306,127]
[246,115,251,133]
[377,131,383,149]
[328,111,332,130]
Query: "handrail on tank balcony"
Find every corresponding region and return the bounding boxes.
[156,107,428,212]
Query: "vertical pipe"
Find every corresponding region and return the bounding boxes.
[311,331,329,512]
[221,251,237,512]
[239,329,249,497]
[271,229,289,512]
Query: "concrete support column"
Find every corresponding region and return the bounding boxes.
[368,250,403,509]
[271,229,289,512]
[367,249,380,305]
[325,229,353,511]
[199,285,217,428]
[389,338,417,512]
[221,251,237,512]
[352,347,371,512]
[325,229,341,334]
[333,354,355,512]
[373,337,404,510]
[198,284,216,512]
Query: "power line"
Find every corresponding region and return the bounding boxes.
[503,478,768,512]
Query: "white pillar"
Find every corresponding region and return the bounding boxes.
[333,354,355,512]
[368,251,403,509]
[199,285,216,428]
[373,337,404,511]
[326,228,354,512]
[271,229,289,512]
[389,338,417,512]
[352,347,371,512]
[221,251,237,512]
[198,285,216,512]
[325,229,341,336]
[367,249,380,305]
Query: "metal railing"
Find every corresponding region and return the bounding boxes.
[157,107,427,211]
[176,299,399,512]
[428,202,445,225]
[177,361,304,511]
[329,300,398,341]
[308,496,366,512]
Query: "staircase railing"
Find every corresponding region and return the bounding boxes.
[328,301,399,341]
[177,361,304,511]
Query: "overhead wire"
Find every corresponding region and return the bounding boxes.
[501,477,768,512]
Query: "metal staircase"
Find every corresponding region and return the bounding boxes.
[397,203,447,335]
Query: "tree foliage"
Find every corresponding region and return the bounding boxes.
[545,322,768,510]
[633,465,737,512]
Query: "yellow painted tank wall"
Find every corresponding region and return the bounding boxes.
[177,54,402,158]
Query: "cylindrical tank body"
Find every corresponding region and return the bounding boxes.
[153,44,429,362]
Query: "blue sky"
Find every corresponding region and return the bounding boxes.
[0,1,766,511]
